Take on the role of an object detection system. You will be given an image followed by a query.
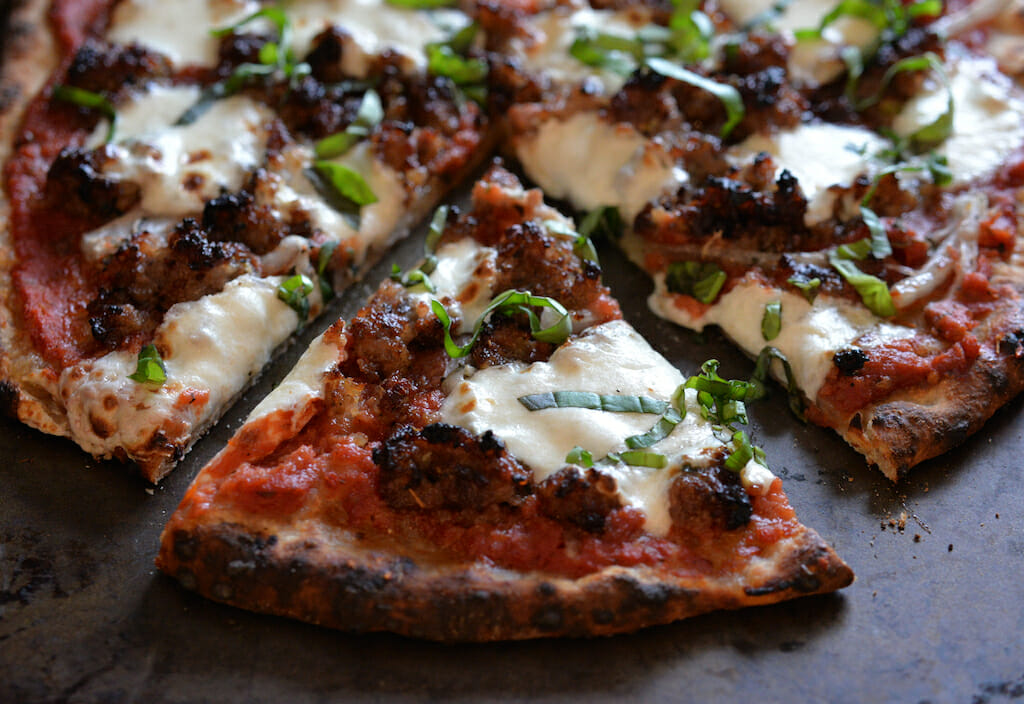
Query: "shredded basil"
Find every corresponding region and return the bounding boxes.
[859,53,952,151]
[314,90,384,159]
[277,273,315,322]
[724,430,755,471]
[52,85,117,143]
[761,301,782,341]
[390,264,435,293]
[542,219,600,264]
[518,391,667,414]
[749,346,805,420]
[578,206,624,242]
[385,0,457,6]
[625,406,685,449]
[645,57,744,138]
[128,344,166,385]
[565,446,595,468]
[209,7,288,38]
[787,275,821,302]
[313,162,378,207]
[665,261,727,304]
[829,253,896,317]
[604,450,668,469]
[433,290,571,358]
[316,241,339,300]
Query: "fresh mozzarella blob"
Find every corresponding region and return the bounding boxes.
[60,275,298,460]
[516,113,686,222]
[732,123,888,225]
[424,239,499,333]
[649,277,915,400]
[718,0,879,86]
[441,320,774,534]
[516,5,650,93]
[89,85,272,218]
[281,0,469,76]
[892,55,1024,185]
[107,0,259,67]
[261,142,406,262]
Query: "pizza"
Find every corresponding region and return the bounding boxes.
[3,0,1024,641]
[157,166,853,641]
[0,0,490,481]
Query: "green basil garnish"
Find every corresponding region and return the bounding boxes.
[542,219,600,264]
[385,0,457,6]
[625,406,685,449]
[316,241,339,300]
[829,253,895,317]
[433,290,571,358]
[277,273,315,322]
[53,85,117,143]
[518,391,667,414]
[787,275,821,302]
[604,450,668,469]
[128,344,166,385]
[644,57,744,138]
[314,90,384,159]
[210,7,288,38]
[313,162,378,206]
[724,430,755,472]
[761,301,782,341]
[565,446,595,468]
[578,206,624,242]
[665,261,727,304]
[749,346,805,420]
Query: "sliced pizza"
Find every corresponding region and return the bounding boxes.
[157,167,852,641]
[499,0,1024,479]
[0,0,490,480]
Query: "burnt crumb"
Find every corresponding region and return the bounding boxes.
[373,423,531,511]
[998,330,1024,357]
[833,348,869,375]
[913,534,921,542]
[45,147,141,220]
[948,544,954,552]
[65,40,172,94]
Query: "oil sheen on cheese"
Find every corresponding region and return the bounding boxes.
[441,319,774,535]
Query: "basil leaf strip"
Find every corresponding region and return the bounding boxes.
[565,446,595,468]
[761,301,782,341]
[665,261,727,304]
[625,407,685,449]
[518,391,667,414]
[313,162,378,206]
[432,290,571,358]
[724,430,754,472]
[210,7,288,38]
[314,89,384,159]
[829,253,896,317]
[749,346,805,420]
[542,219,599,264]
[427,44,487,84]
[858,53,952,150]
[602,450,668,469]
[317,241,339,300]
[277,273,315,322]
[787,275,821,302]
[578,206,624,242]
[52,85,117,142]
[128,344,166,385]
[645,58,744,138]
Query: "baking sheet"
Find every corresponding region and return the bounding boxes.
[2,211,1023,703]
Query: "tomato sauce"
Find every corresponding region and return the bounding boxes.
[3,0,112,367]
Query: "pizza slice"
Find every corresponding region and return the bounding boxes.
[0,0,491,480]
[157,167,852,641]
[500,0,1024,479]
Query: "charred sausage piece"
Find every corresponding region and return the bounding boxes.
[202,188,310,255]
[493,221,604,311]
[374,423,531,511]
[668,464,752,533]
[65,40,171,94]
[536,467,623,534]
[468,313,556,368]
[45,147,141,220]
[88,219,253,348]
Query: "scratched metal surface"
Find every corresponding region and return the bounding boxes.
[2,212,1024,703]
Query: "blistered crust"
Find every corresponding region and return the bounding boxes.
[157,518,852,642]
[834,303,1024,480]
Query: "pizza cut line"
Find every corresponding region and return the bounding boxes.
[1,0,1023,639]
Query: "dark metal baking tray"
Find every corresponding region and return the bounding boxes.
[2,205,1023,703]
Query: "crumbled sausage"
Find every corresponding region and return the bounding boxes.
[536,466,623,533]
[374,423,531,511]
[65,40,171,94]
[45,147,141,221]
[669,464,752,532]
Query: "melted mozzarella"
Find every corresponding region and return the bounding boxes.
[719,0,878,86]
[107,0,259,67]
[248,333,340,421]
[649,277,914,400]
[89,85,272,218]
[60,275,298,460]
[515,113,686,222]
[282,0,468,76]
[893,55,1024,185]
[440,320,773,535]
[732,123,888,225]
[264,143,406,263]
[516,5,650,93]
[425,239,499,333]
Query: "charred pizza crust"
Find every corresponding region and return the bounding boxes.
[158,519,851,642]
